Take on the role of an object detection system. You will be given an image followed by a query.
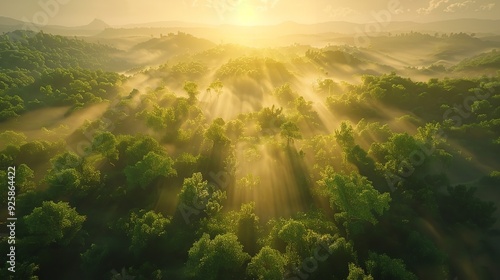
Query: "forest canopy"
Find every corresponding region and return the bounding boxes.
[0,28,499,280]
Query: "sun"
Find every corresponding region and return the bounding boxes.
[234,3,260,26]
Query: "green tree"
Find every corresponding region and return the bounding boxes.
[119,210,171,254]
[318,168,391,235]
[12,164,35,193]
[335,121,355,151]
[439,185,497,229]
[0,130,27,147]
[258,105,284,134]
[124,151,177,189]
[0,262,39,280]
[365,252,418,280]
[125,136,164,164]
[274,83,296,104]
[347,263,373,280]
[208,79,223,95]
[280,121,301,146]
[246,246,286,280]
[46,168,81,197]
[91,131,118,161]
[50,151,81,171]
[184,81,200,102]
[278,220,307,246]
[138,104,175,131]
[178,172,226,220]
[277,219,309,261]
[80,243,109,276]
[205,118,229,146]
[187,233,250,280]
[294,96,318,119]
[471,99,491,115]
[226,119,244,140]
[0,164,36,206]
[237,202,260,255]
[24,201,86,246]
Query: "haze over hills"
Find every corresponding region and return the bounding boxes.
[1,16,500,38]
[0,17,110,36]
[1,4,500,279]
[0,16,24,26]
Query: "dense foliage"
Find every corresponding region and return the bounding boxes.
[0,30,499,280]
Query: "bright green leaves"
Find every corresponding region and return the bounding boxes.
[187,233,250,280]
[0,130,27,147]
[124,151,176,189]
[347,263,374,280]
[278,220,307,245]
[178,172,226,219]
[318,168,391,226]
[118,210,171,254]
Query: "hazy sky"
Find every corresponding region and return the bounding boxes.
[1,0,499,26]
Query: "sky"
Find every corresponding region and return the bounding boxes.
[1,0,499,26]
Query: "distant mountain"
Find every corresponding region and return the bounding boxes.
[80,18,110,30]
[0,17,111,36]
[0,17,30,33]
[120,21,214,28]
[42,18,111,32]
[0,16,25,26]
[1,16,499,39]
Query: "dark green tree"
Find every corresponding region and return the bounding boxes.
[246,246,286,280]
[187,233,250,280]
[118,210,171,254]
[365,252,418,280]
[24,201,86,246]
[91,131,118,161]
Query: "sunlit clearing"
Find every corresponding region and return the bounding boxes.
[231,142,315,220]
[197,77,278,121]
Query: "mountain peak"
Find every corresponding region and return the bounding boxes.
[85,18,110,30]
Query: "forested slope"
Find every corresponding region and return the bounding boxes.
[0,30,499,280]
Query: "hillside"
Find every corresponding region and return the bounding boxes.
[453,49,500,72]
[0,22,499,280]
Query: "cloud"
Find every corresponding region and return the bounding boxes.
[393,8,405,15]
[444,0,476,12]
[417,0,496,14]
[476,3,495,11]
[324,6,357,19]
[417,0,449,15]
